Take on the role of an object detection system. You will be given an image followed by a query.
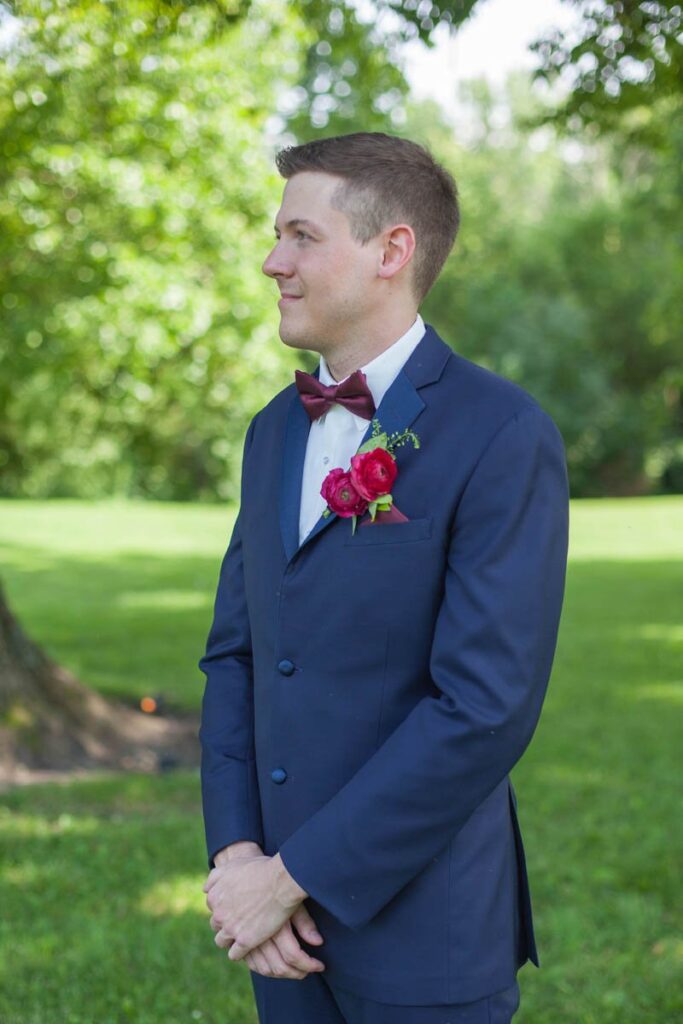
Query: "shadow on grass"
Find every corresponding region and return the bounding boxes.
[0,542,225,712]
[0,772,257,1024]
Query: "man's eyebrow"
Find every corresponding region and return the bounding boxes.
[273,218,322,233]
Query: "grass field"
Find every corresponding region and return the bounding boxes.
[0,496,681,1024]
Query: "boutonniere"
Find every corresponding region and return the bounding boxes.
[320,418,421,535]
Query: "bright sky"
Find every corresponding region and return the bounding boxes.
[401,0,578,109]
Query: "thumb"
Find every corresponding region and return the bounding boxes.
[291,904,324,944]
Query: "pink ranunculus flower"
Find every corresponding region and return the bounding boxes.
[349,447,398,501]
[321,467,368,518]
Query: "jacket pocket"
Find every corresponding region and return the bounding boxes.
[343,516,433,546]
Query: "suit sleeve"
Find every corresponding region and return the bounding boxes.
[198,413,264,869]
[278,403,570,929]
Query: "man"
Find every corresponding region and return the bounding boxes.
[199,132,569,1024]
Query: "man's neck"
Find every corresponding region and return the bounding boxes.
[324,311,419,382]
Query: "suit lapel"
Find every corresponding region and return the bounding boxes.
[279,324,452,562]
[279,387,313,562]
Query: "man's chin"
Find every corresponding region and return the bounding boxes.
[278,321,315,351]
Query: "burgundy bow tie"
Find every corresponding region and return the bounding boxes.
[294,368,376,422]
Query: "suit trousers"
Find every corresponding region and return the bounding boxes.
[250,972,520,1024]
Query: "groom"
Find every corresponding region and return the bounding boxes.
[199,132,569,1024]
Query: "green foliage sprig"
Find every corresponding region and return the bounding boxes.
[355,418,421,457]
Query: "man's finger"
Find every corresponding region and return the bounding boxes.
[214,928,233,950]
[245,946,270,975]
[228,940,252,962]
[273,924,325,972]
[259,937,307,979]
[291,905,324,945]
[203,868,221,892]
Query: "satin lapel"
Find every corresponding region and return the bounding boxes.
[279,325,452,562]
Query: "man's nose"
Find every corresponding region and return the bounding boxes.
[262,241,291,279]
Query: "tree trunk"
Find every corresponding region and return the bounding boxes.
[0,579,198,784]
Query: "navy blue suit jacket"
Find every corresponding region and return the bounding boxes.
[198,324,569,1005]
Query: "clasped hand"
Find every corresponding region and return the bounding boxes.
[204,851,326,980]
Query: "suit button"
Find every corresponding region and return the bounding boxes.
[271,768,287,784]
[277,659,295,676]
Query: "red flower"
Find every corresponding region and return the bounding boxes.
[349,447,397,501]
[320,467,368,518]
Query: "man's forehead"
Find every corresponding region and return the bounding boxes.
[273,172,348,229]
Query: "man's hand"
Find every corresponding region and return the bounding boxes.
[205,844,325,979]
[243,907,325,979]
[203,851,313,964]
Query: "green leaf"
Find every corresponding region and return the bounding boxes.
[356,433,388,454]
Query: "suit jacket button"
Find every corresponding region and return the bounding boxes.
[277,659,295,676]
[271,768,287,784]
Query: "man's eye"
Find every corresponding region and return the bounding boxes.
[272,231,310,241]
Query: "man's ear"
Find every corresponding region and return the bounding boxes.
[377,224,416,282]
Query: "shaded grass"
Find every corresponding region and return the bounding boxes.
[0,499,237,711]
[0,496,682,1023]
[0,772,256,1024]
[514,556,682,1022]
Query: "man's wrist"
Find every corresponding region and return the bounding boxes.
[214,841,263,867]
[270,852,309,909]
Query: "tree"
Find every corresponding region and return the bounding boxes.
[0,0,310,500]
[410,74,682,495]
[1,0,448,499]
[1,0,680,502]
[0,0,305,774]
[529,0,683,142]
[0,580,197,780]
[273,1,683,141]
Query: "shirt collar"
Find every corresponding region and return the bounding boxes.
[318,314,425,426]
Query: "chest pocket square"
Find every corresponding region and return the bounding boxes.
[343,516,433,546]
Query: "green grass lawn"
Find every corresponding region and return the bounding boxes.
[0,496,681,1024]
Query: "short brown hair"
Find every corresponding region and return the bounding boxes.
[275,132,459,303]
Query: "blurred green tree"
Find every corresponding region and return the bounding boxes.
[413,74,682,495]
[0,0,317,500]
[271,1,683,142]
[529,0,682,144]
[1,0,680,499]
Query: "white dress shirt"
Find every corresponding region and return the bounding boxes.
[298,314,426,545]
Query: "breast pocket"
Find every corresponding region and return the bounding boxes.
[343,516,433,546]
